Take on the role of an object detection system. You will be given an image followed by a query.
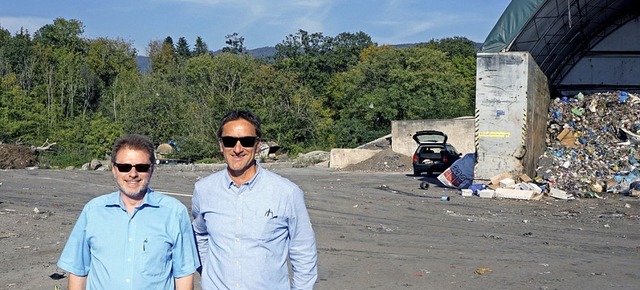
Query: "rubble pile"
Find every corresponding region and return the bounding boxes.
[536,91,640,197]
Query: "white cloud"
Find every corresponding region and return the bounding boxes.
[0,16,50,34]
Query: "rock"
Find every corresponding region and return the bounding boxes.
[90,159,102,170]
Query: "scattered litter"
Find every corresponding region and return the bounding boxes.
[539,91,640,198]
[482,234,502,239]
[437,153,475,189]
[474,267,492,275]
[460,92,640,200]
[0,232,19,239]
[49,272,66,280]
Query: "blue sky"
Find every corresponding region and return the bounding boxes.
[1,0,512,56]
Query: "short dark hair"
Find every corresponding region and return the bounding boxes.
[111,134,156,165]
[217,110,262,139]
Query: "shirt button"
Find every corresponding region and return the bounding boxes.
[127,258,132,262]
[125,278,130,283]
[128,238,133,242]
[235,238,240,242]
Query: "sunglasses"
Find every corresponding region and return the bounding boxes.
[113,163,152,173]
[220,136,259,148]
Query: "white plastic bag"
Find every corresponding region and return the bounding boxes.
[437,153,475,189]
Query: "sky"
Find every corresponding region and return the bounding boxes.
[1,0,512,56]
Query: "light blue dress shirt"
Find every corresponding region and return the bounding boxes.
[192,164,318,290]
[57,190,200,290]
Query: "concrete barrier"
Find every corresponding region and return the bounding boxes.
[329,149,381,169]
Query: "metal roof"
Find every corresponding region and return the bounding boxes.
[481,0,640,94]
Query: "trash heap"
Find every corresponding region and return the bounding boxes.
[536,91,640,198]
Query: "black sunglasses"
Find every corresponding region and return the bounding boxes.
[113,163,152,173]
[220,136,259,148]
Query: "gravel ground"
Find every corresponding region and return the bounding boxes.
[1,166,640,290]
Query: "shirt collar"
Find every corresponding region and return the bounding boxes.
[105,189,159,209]
[224,162,263,190]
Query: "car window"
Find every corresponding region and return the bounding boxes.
[422,147,442,154]
[446,144,459,155]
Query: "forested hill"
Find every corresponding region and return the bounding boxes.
[136,42,482,73]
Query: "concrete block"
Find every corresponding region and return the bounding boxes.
[329,149,381,169]
[499,178,516,188]
[478,189,495,198]
[475,52,550,180]
[527,183,542,194]
[495,188,534,200]
[549,188,573,199]
[461,189,473,197]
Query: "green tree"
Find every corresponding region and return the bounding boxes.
[33,18,86,54]
[422,36,477,59]
[194,36,209,56]
[176,37,191,60]
[222,33,246,55]
[324,44,473,148]
[274,30,374,96]
[148,37,177,76]
[0,28,35,89]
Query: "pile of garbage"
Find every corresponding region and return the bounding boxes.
[536,91,640,198]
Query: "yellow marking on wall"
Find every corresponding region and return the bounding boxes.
[478,132,511,138]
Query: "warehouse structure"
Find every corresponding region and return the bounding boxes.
[474,0,640,180]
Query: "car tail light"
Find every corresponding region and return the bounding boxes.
[443,156,449,163]
[412,154,418,163]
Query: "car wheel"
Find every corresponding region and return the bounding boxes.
[413,170,421,177]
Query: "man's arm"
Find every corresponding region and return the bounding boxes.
[68,273,87,290]
[175,274,194,290]
[288,187,318,290]
[191,188,209,269]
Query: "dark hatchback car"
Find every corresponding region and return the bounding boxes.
[412,130,461,176]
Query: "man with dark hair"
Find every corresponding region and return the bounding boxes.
[57,134,200,290]
[192,110,318,289]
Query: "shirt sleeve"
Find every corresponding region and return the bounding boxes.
[191,187,209,267]
[57,206,92,276]
[171,206,201,278]
[288,187,318,290]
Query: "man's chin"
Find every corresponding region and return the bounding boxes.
[120,188,147,200]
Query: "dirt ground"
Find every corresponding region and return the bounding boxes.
[0,145,36,170]
[1,163,639,290]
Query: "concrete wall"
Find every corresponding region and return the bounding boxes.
[329,149,381,169]
[475,52,550,180]
[391,117,475,157]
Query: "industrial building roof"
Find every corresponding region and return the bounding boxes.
[480,0,640,94]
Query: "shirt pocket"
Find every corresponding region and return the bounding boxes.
[257,216,288,242]
[140,237,171,277]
